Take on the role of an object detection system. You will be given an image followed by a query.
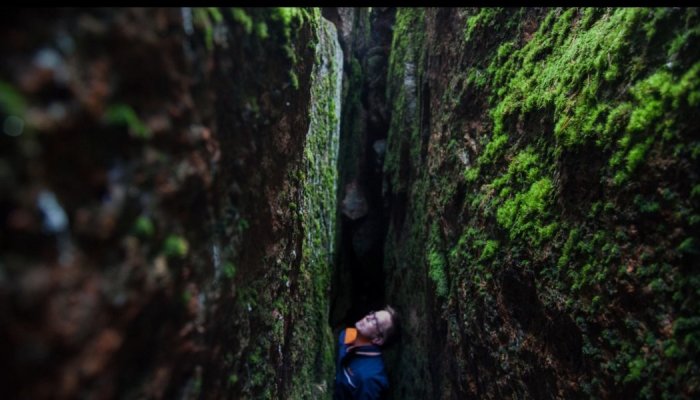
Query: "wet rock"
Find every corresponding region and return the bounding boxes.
[341,180,368,220]
[372,139,386,156]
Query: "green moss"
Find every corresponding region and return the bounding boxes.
[237,218,249,232]
[691,185,700,199]
[193,8,215,50]
[612,61,700,183]
[0,81,27,115]
[677,237,700,255]
[200,10,337,399]
[269,7,305,42]
[231,8,253,34]
[634,194,660,214]
[488,8,642,147]
[480,240,499,261]
[558,227,579,269]
[271,7,302,27]
[290,70,299,90]
[207,7,223,23]
[496,177,555,242]
[255,22,269,39]
[427,221,448,298]
[385,8,426,192]
[132,216,154,238]
[464,166,480,182]
[105,104,151,139]
[223,262,236,279]
[428,248,448,298]
[624,356,646,383]
[163,235,188,258]
[482,132,508,163]
[283,15,340,398]
[383,7,700,399]
[464,8,506,43]
[626,139,652,173]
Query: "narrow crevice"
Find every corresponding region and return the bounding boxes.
[328,7,396,330]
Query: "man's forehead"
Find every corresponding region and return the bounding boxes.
[376,310,392,325]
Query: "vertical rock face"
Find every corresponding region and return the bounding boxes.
[0,7,341,399]
[292,16,343,399]
[382,7,700,399]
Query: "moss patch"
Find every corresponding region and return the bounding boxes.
[383,7,700,399]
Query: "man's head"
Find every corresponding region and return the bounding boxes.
[355,305,399,346]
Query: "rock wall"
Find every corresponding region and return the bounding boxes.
[382,7,700,399]
[0,7,341,399]
[4,7,698,399]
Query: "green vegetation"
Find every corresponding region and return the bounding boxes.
[384,7,700,399]
[384,8,427,192]
[211,9,338,399]
[0,81,27,116]
[105,104,151,139]
[427,221,448,298]
[222,262,236,279]
[231,8,253,34]
[132,216,154,238]
[464,8,506,43]
[288,16,340,398]
[163,235,189,258]
[195,8,316,89]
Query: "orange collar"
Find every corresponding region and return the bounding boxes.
[344,327,358,344]
[344,328,381,355]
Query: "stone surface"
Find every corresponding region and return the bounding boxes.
[0,8,341,399]
[382,7,700,400]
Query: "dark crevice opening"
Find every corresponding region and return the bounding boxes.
[328,7,397,330]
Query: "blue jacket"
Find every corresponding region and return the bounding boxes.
[333,328,389,400]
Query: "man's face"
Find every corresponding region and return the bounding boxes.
[355,310,392,344]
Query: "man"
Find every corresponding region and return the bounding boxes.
[333,306,399,400]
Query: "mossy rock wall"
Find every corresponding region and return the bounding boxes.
[383,7,700,399]
[0,8,341,399]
